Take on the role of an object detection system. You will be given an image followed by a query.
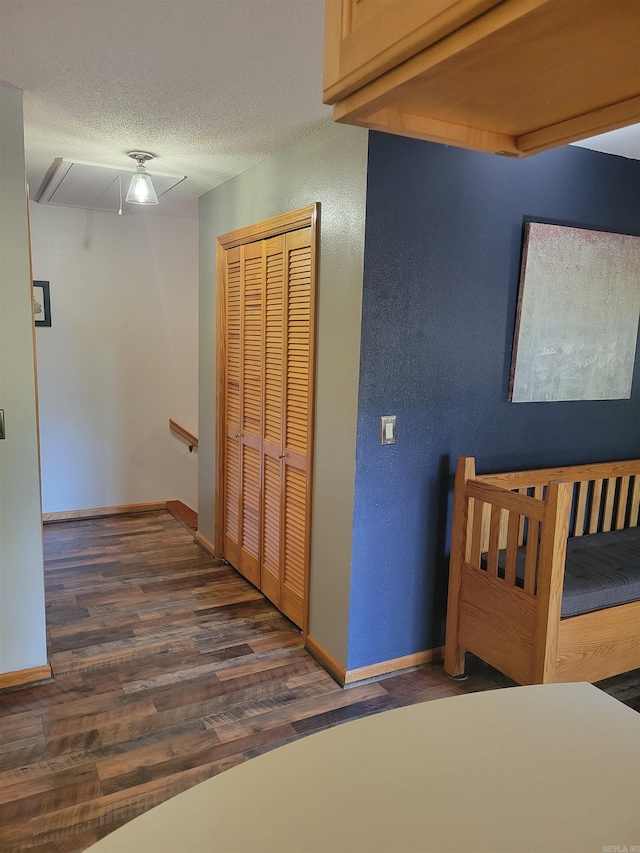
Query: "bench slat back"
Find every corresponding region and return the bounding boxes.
[464,461,640,596]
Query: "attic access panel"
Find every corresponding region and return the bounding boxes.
[35,158,186,215]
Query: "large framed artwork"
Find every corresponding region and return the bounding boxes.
[509,222,640,403]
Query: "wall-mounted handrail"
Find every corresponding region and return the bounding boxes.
[169,419,198,452]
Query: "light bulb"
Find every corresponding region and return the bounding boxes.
[125,158,159,205]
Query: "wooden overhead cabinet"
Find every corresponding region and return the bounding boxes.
[323,0,640,157]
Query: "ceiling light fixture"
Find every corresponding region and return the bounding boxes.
[125,151,159,205]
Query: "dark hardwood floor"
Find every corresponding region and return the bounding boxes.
[0,510,638,852]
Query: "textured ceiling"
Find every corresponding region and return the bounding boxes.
[1,0,638,221]
[0,0,332,218]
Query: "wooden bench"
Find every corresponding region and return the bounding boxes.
[444,457,640,684]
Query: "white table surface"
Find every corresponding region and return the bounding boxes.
[86,682,640,853]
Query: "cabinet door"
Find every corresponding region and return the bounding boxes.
[324,0,501,102]
[237,241,264,587]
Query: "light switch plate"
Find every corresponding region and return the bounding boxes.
[380,415,396,445]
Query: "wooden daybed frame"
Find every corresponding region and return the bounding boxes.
[444,457,640,685]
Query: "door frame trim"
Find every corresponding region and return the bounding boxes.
[214,203,319,635]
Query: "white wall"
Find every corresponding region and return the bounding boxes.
[199,123,369,667]
[30,203,199,514]
[0,84,48,675]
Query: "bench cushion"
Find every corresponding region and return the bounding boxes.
[560,526,640,617]
[495,526,640,617]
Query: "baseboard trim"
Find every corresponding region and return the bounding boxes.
[305,636,443,687]
[194,530,217,558]
[0,663,53,692]
[305,635,347,686]
[167,500,198,529]
[43,502,168,523]
[344,647,444,684]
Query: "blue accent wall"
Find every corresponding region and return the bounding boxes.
[348,133,640,670]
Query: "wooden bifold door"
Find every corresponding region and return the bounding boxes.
[216,206,317,631]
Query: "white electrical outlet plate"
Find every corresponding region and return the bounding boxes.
[380,415,396,445]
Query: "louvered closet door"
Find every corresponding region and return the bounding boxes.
[223,246,242,569]
[279,227,313,627]
[260,235,285,609]
[221,217,314,631]
[224,238,263,585]
[259,228,313,626]
[236,241,264,587]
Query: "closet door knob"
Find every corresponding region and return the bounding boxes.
[278,453,286,459]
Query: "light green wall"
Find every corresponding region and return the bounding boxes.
[0,84,47,674]
[198,122,368,667]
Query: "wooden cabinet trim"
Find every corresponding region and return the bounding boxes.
[323,0,504,104]
[330,0,549,122]
[217,205,317,251]
[325,0,640,158]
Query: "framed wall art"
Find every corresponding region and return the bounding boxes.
[33,280,51,327]
[509,222,640,403]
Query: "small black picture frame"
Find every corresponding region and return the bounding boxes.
[33,280,51,327]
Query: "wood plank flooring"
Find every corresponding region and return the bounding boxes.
[0,510,638,852]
